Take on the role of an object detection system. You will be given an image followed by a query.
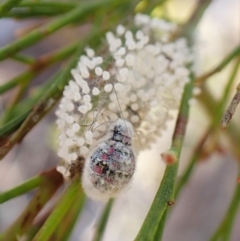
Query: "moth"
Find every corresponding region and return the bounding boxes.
[82,119,135,201]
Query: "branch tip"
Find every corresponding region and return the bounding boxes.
[220,83,240,129]
[161,151,177,165]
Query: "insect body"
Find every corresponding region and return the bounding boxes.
[82,119,135,201]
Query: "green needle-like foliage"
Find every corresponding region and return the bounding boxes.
[1,169,63,241]
[0,0,240,241]
[33,178,85,241]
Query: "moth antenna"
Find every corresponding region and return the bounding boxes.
[135,127,143,149]
[109,67,132,139]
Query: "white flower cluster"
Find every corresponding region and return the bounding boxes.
[56,13,194,198]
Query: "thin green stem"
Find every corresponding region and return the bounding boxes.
[175,127,211,198]
[93,199,114,241]
[136,161,178,241]
[37,41,78,66]
[1,82,29,124]
[0,71,34,94]
[11,53,35,64]
[135,73,195,241]
[0,110,30,137]
[0,0,23,16]
[25,211,51,241]
[156,62,238,237]
[0,41,78,95]
[5,8,68,18]
[153,209,168,241]
[0,176,43,204]
[4,1,76,18]
[19,1,77,10]
[0,42,79,127]
[220,59,240,129]
[0,72,61,140]
[175,60,240,215]
[1,169,63,241]
[215,59,240,125]
[197,86,240,159]
[32,179,85,241]
[197,60,240,159]
[0,73,59,134]
[56,197,85,241]
[209,166,240,241]
[151,4,215,238]
[0,0,119,60]
[49,180,85,241]
[196,45,240,85]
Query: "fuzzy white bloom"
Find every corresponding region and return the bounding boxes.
[56,13,195,201]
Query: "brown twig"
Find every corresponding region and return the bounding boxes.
[220,83,240,129]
